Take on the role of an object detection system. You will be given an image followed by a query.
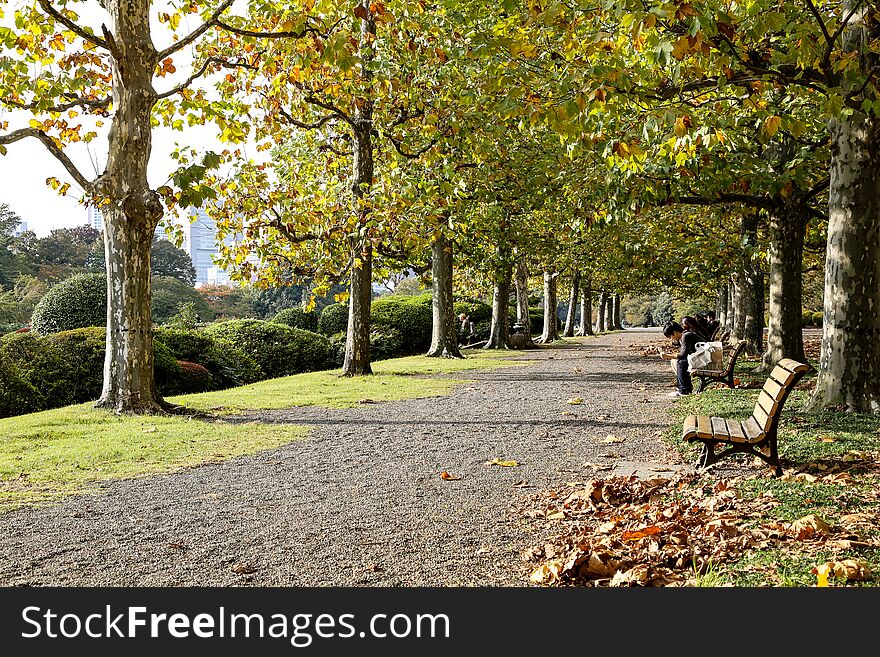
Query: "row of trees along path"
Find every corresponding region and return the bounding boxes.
[1,1,878,414]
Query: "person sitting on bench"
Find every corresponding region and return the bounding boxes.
[660,320,700,397]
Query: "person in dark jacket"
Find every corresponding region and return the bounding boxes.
[660,320,700,396]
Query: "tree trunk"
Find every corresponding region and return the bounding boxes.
[485,263,512,349]
[341,1,375,376]
[809,108,880,412]
[596,290,607,332]
[514,257,532,345]
[427,232,462,358]
[739,213,765,356]
[343,239,373,375]
[578,278,594,336]
[716,285,729,330]
[613,292,622,330]
[95,0,166,413]
[562,270,580,337]
[728,274,744,343]
[538,268,559,343]
[761,206,806,369]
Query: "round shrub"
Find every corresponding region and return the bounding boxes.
[152,338,182,392]
[0,353,40,418]
[272,307,319,332]
[31,272,106,335]
[326,332,346,369]
[802,310,815,327]
[152,275,212,325]
[370,296,432,355]
[529,308,545,335]
[812,311,824,327]
[154,327,262,388]
[203,319,332,379]
[0,332,73,409]
[318,302,348,336]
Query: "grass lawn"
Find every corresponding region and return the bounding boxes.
[0,349,525,511]
[169,349,526,413]
[664,359,880,587]
[0,406,307,512]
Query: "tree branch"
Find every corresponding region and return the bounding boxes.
[0,128,93,191]
[157,56,255,99]
[157,0,235,60]
[38,0,110,50]
[2,92,111,114]
[215,17,344,40]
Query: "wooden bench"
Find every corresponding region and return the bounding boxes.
[682,358,811,476]
[690,340,748,392]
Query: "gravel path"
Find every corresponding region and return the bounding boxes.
[0,330,690,587]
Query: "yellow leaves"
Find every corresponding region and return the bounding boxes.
[674,117,688,137]
[602,435,624,444]
[485,458,519,467]
[763,115,782,138]
[567,397,583,405]
[671,36,690,61]
[814,563,830,587]
[440,471,461,481]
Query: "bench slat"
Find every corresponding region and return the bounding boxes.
[770,364,797,388]
[753,404,772,432]
[756,390,779,417]
[725,419,747,443]
[711,417,730,440]
[683,415,698,440]
[743,417,765,442]
[696,415,713,439]
[762,378,785,401]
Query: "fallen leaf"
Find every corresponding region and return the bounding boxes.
[546,510,566,520]
[364,563,384,573]
[358,398,376,404]
[231,563,258,574]
[530,561,562,584]
[486,458,520,467]
[602,435,625,444]
[440,471,461,481]
[143,426,159,433]
[167,542,187,551]
[816,435,838,443]
[512,480,530,488]
[791,514,832,539]
[567,397,583,405]
[813,563,831,587]
[823,559,872,582]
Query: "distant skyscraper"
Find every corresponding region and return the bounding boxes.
[13,220,27,236]
[178,207,237,287]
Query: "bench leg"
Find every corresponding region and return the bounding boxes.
[696,441,716,469]
[697,376,707,393]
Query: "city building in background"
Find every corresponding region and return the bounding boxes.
[13,220,28,236]
[85,206,243,288]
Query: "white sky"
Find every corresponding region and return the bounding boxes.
[0,0,251,236]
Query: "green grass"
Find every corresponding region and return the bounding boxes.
[0,350,525,511]
[664,367,880,587]
[170,349,526,413]
[0,405,307,511]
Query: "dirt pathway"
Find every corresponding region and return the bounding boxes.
[0,330,687,586]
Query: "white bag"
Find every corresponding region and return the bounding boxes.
[688,341,724,373]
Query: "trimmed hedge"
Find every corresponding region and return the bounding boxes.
[370,295,432,355]
[272,307,319,332]
[318,302,348,336]
[453,300,492,324]
[31,272,106,335]
[203,319,332,379]
[0,326,183,418]
[0,353,40,418]
[153,327,262,389]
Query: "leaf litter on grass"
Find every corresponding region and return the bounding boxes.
[519,464,880,587]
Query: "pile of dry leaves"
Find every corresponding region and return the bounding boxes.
[520,456,879,587]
